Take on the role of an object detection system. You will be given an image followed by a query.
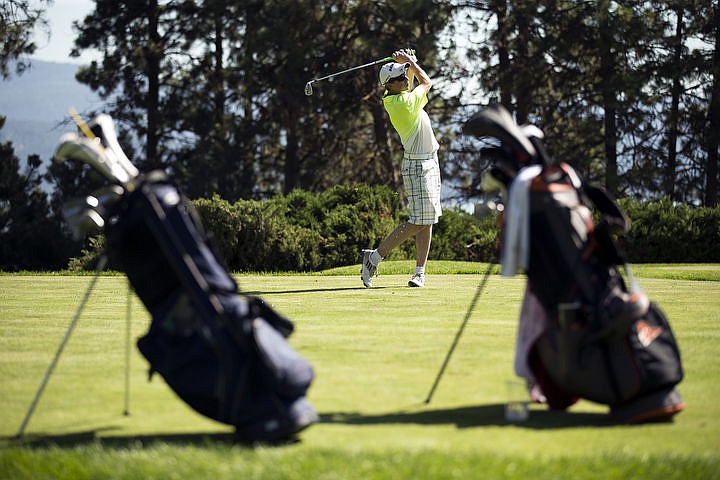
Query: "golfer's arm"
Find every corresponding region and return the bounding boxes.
[408,60,431,94]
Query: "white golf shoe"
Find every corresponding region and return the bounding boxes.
[360,249,378,288]
[408,273,425,287]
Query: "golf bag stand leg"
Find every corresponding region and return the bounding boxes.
[15,255,109,439]
[424,262,495,404]
[124,280,132,416]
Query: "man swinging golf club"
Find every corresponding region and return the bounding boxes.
[361,49,442,288]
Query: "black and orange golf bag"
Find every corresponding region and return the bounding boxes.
[463,105,684,423]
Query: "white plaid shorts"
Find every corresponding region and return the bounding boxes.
[401,153,442,225]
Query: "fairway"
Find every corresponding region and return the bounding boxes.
[1,265,719,478]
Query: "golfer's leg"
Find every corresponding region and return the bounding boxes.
[377,222,422,258]
[414,224,432,268]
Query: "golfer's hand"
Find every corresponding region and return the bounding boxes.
[393,49,417,64]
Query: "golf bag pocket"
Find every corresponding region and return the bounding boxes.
[137,291,314,427]
[534,302,683,406]
[252,316,315,397]
[137,293,224,415]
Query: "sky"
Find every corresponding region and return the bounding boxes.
[30,0,98,64]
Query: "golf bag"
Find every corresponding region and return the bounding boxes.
[463,106,684,422]
[55,115,318,441]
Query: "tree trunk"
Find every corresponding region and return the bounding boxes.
[664,8,683,200]
[213,6,225,132]
[145,0,161,170]
[514,3,531,124]
[284,107,300,194]
[706,8,720,206]
[370,100,400,191]
[493,0,512,110]
[598,1,618,196]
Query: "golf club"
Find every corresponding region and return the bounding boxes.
[54,132,118,182]
[56,109,140,186]
[424,262,495,404]
[304,55,393,96]
[89,114,140,180]
[62,185,125,239]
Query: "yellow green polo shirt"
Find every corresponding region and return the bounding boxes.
[383,87,439,154]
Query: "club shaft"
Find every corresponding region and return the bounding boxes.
[69,107,96,140]
[309,56,393,83]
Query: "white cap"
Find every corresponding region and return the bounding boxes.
[379,62,409,85]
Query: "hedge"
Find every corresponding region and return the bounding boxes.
[618,198,720,263]
[68,187,719,272]
[193,184,405,272]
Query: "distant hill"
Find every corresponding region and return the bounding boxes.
[0,60,105,165]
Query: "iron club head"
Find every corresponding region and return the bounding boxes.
[304,81,314,96]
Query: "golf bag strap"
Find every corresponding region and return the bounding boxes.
[136,180,243,416]
[581,184,630,233]
[529,164,600,304]
[550,164,627,230]
[580,182,630,265]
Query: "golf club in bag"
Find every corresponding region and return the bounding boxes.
[463,105,684,423]
[52,112,318,442]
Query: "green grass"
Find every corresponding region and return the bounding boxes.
[1,263,719,479]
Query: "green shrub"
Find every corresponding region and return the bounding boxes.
[194,183,403,272]
[67,236,105,272]
[431,208,499,262]
[619,198,720,262]
[66,189,720,272]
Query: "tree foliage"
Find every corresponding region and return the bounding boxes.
[70,0,456,201]
[65,1,718,206]
[0,0,50,78]
[0,119,75,270]
[445,1,718,206]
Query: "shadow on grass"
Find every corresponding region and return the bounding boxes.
[242,286,395,296]
[321,403,617,429]
[4,428,299,449]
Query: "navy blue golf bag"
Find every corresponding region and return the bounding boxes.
[54,114,317,442]
[104,172,317,441]
[463,106,684,423]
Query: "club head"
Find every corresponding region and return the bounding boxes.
[462,105,538,161]
[304,81,313,96]
[54,132,121,182]
[62,198,106,239]
[91,185,125,209]
[62,185,125,239]
[69,209,106,239]
[89,114,139,179]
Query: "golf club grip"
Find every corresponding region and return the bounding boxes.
[69,108,97,141]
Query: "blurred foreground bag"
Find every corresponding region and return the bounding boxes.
[105,173,318,441]
[54,113,317,442]
[463,106,684,423]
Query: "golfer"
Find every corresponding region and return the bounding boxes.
[361,49,442,288]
